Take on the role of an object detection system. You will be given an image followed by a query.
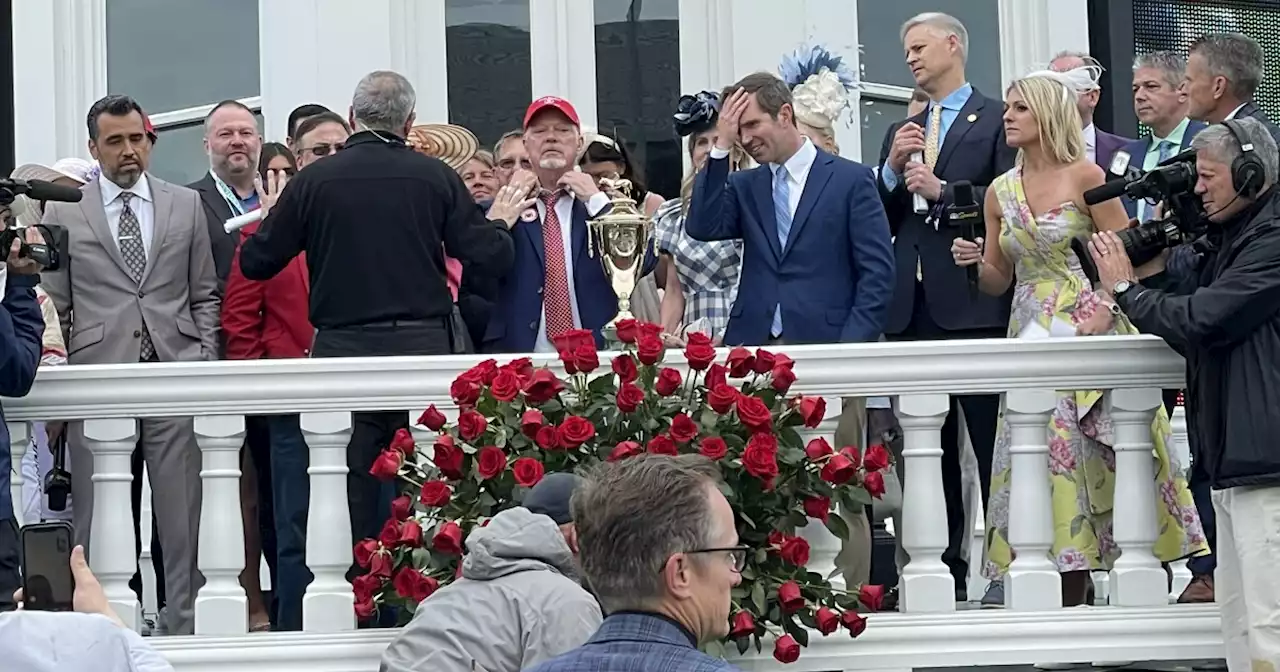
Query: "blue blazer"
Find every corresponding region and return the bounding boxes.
[525,611,737,672]
[482,199,655,353]
[687,148,895,346]
[0,274,44,520]
[1114,120,1207,218]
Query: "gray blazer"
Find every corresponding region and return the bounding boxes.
[41,176,220,364]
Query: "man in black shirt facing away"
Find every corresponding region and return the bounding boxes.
[239,69,527,560]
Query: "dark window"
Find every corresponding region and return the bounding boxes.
[861,98,910,164]
[446,0,533,150]
[593,0,682,204]
[858,0,1003,97]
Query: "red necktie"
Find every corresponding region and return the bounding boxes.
[540,191,574,339]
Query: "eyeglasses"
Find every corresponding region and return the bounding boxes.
[301,143,343,157]
[684,546,750,573]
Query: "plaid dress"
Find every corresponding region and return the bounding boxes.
[653,198,742,340]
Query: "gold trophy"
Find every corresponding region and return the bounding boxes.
[588,177,655,344]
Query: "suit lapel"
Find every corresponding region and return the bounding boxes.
[141,177,173,287]
[752,167,783,261]
[570,200,589,266]
[194,174,234,223]
[934,93,985,175]
[781,153,834,261]
[80,180,134,280]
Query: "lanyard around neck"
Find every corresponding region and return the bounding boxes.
[210,171,251,217]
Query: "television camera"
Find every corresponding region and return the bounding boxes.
[0,178,77,272]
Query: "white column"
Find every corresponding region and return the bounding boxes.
[193,415,248,635]
[11,0,108,164]
[388,0,449,124]
[997,0,1090,91]
[84,418,141,631]
[7,423,28,527]
[1107,387,1168,607]
[529,0,598,129]
[677,0,735,97]
[1003,390,1062,611]
[897,393,954,613]
[301,412,356,633]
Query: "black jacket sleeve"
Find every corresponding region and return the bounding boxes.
[240,177,306,281]
[441,170,514,277]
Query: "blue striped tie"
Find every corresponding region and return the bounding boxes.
[771,166,792,337]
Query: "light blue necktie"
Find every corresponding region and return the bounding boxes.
[1140,140,1177,222]
[771,166,792,337]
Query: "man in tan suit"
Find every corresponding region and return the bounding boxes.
[42,94,220,636]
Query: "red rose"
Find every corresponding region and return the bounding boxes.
[419,480,452,508]
[352,573,381,603]
[670,413,699,444]
[841,610,868,637]
[572,343,599,373]
[417,405,447,431]
[803,495,831,523]
[636,334,663,365]
[773,353,795,370]
[753,349,777,374]
[616,382,645,413]
[392,567,440,602]
[704,363,728,391]
[553,328,593,353]
[804,437,834,461]
[839,446,862,470]
[512,457,546,487]
[476,446,507,480]
[397,519,423,548]
[502,357,535,385]
[390,495,413,521]
[698,436,728,460]
[354,539,378,568]
[773,634,800,663]
[646,434,679,456]
[462,359,499,384]
[432,521,464,555]
[612,354,638,383]
[390,428,416,456]
[432,435,464,479]
[655,368,683,396]
[815,606,839,635]
[609,441,643,461]
[523,369,565,404]
[863,470,886,499]
[771,365,797,393]
[534,425,560,450]
[520,409,544,437]
[859,584,886,611]
[779,535,810,566]
[741,434,779,485]
[725,347,755,378]
[637,321,663,338]
[684,340,717,371]
[557,416,596,449]
[370,550,393,577]
[489,370,521,402]
[777,579,804,613]
[450,376,482,407]
[686,331,713,347]
[794,395,827,428]
[707,384,739,414]
[729,610,755,639]
[735,395,774,434]
[369,449,403,481]
[457,411,488,442]
[354,595,376,621]
[377,520,402,548]
[615,318,639,344]
[863,443,891,472]
[820,452,857,485]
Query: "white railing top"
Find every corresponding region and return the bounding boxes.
[3,336,1184,421]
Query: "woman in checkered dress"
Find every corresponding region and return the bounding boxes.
[653,91,749,343]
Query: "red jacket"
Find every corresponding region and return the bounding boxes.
[223,222,314,360]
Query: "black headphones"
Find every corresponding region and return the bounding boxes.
[1222,119,1266,199]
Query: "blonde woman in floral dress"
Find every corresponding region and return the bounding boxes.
[952,71,1206,606]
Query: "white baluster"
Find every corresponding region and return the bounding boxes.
[1108,387,1166,606]
[84,418,141,630]
[1004,390,1062,611]
[8,422,28,527]
[302,412,355,632]
[897,393,953,613]
[193,415,247,635]
[797,401,842,589]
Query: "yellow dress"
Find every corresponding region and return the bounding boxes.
[981,167,1207,579]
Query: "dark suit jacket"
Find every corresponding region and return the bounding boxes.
[187,173,242,295]
[1114,120,1207,218]
[688,147,895,345]
[1094,128,1133,173]
[878,88,1017,335]
[1235,101,1280,146]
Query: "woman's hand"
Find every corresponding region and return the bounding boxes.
[952,236,984,267]
[255,169,289,217]
[1075,305,1115,336]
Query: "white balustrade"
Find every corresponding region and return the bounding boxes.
[301,411,355,633]
[897,393,953,613]
[8,421,27,527]
[795,402,843,589]
[1107,387,1168,607]
[83,417,142,630]
[193,415,248,635]
[1004,390,1061,611]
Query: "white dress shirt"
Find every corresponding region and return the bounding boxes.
[1084,123,1098,165]
[98,174,155,258]
[771,138,818,220]
[532,189,611,353]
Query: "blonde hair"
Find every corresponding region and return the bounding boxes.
[1007,74,1085,166]
[467,149,496,169]
[679,132,749,214]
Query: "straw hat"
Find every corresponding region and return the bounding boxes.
[406,124,480,171]
[12,157,98,185]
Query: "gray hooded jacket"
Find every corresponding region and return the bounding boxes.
[380,507,602,672]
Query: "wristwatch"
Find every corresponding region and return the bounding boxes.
[1112,279,1134,297]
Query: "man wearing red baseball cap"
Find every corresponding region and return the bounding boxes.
[481,96,654,353]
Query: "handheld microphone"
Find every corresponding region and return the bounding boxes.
[1083,178,1132,206]
[945,181,982,298]
[910,152,928,214]
[224,209,263,233]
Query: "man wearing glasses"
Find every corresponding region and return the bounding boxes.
[290,111,350,169]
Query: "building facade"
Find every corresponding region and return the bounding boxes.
[10,0,1088,194]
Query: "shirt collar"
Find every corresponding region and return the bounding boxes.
[773,137,817,182]
[99,172,153,206]
[930,82,973,112]
[1226,102,1248,121]
[1151,117,1192,147]
[1083,123,1097,151]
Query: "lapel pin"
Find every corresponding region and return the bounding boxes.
[967,113,978,123]
[520,208,538,223]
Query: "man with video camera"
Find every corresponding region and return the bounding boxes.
[1089,116,1280,670]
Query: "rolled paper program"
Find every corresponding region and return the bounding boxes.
[224,209,263,234]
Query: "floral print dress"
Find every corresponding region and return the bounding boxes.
[981,167,1207,580]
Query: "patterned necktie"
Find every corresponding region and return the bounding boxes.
[924,104,944,168]
[117,192,154,361]
[771,166,792,337]
[540,191,575,340]
[1140,140,1178,222]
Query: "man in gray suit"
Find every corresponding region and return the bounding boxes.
[42,94,220,636]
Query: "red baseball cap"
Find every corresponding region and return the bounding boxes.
[523,96,580,129]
